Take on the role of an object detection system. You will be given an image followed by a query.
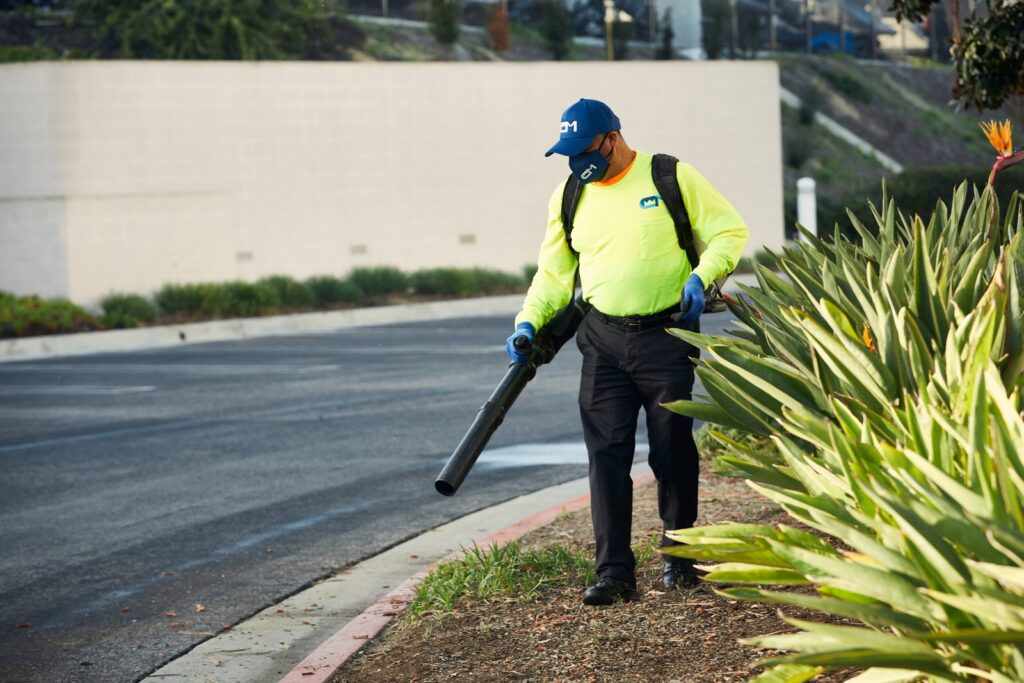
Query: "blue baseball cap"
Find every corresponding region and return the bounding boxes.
[544,98,621,157]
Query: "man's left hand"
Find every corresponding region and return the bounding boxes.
[676,274,704,324]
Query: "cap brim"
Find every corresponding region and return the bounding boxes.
[544,136,592,158]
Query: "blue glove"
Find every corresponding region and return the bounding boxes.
[677,274,705,324]
[505,322,535,363]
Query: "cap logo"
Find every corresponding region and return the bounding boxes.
[560,120,579,134]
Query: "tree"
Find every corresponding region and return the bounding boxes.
[701,0,731,60]
[655,7,675,60]
[889,0,1023,110]
[71,0,368,60]
[429,0,460,47]
[612,17,632,60]
[540,0,572,60]
[488,4,511,53]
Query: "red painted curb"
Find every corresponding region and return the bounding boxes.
[279,472,656,683]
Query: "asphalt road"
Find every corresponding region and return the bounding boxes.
[0,312,729,682]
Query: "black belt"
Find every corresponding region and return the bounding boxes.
[590,305,678,332]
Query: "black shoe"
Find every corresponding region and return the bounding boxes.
[662,558,700,589]
[582,577,640,606]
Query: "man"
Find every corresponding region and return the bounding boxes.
[506,98,748,606]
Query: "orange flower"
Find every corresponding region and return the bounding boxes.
[981,119,1013,156]
[981,119,1024,187]
[861,324,876,353]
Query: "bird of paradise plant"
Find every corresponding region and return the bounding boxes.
[981,120,1024,187]
[663,182,1024,682]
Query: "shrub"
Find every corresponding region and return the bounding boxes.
[468,268,525,294]
[539,0,571,60]
[348,267,408,297]
[752,249,775,268]
[304,275,362,306]
[409,268,474,296]
[523,264,538,283]
[74,0,322,59]
[784,135,812,169]
[155,281,278,317]
[100,293,158,329]
[0,294,100,338]
[257,275,314,309]
[0,45,60,62]
[429,0,460,46]
[154,283,209,316]
[219,281,280,317]
[823,166,1022,239]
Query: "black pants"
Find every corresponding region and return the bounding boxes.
[576,312,699,586]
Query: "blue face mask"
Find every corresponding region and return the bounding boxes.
[569,134,613,184]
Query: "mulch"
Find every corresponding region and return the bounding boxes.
[332,467,852,683]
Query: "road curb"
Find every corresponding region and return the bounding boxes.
[1,273,760,363]
[279,472,657,683]
[0,294,523,362]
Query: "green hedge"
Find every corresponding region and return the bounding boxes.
[1,266,530,338]
[1,291,100,338]
[348,267,409,297]
[305,275,362,306]
[257,275,314,308]
[100,293,158,329]
[409,267,525,296]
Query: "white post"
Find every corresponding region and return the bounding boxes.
[797,177,818,238]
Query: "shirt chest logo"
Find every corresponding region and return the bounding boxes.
[639,195,661,209]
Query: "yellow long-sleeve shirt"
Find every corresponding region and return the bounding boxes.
[515,151,750,329]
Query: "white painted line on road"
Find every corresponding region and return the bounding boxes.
[0,384,157,396]
[477,442,589,468]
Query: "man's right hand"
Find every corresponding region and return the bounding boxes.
[505,322,536,363]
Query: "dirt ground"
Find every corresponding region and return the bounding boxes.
[333,468,852,683]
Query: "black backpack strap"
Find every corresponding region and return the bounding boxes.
[560,173,583,257]
[651,153,700,271]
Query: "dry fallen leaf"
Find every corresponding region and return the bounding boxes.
[169,621,185,628]
[16,623,30,629]
[195,603,205,613]
[164,611,177,618]
[119,607,130,613]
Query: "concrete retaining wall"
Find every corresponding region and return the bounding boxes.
[0,61,783,304]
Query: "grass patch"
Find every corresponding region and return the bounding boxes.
[407,541,597,623]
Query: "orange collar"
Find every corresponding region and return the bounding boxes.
[595,153,637,187]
